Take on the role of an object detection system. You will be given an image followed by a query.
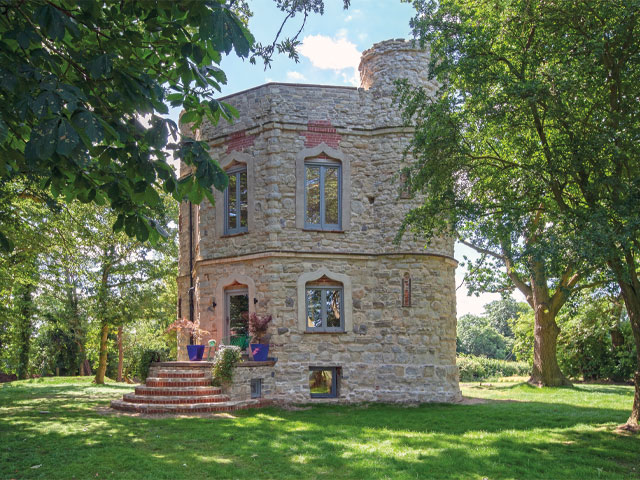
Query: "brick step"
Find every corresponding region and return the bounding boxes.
[111,398,268,414]
[123,393,230,404]
[146,377,211,387]
[149,370,208,379]
[151,361,214,369]
[135,386,222,396]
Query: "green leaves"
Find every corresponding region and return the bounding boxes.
[25,119,58,162]
[56,119,79,156]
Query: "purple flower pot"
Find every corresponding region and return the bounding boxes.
[250,344,269,362]
[187,344,205,361]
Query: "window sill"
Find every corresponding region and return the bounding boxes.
[302,228,344,233]
[220,231,249,238]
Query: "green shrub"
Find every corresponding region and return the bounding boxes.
[136,348,168,382]
[211,346,241,386]
[457,355,530,381]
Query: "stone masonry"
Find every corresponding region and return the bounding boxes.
[177,39,461,403]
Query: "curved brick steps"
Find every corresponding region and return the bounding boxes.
[145,377,212,387]
[112,361,267,415]
[111,398,267,414]
[122,393,230,404]
[135,385,221,396]
[154,370,206,378]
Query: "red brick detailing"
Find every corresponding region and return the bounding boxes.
[146,379,211,387]
[226,129,255,153]
[135,387,221,396]
[300,120,341,148]
[157,372,205,378]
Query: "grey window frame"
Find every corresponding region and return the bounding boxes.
[305,285,344,332]
[309,367,339,398]
[304,158,342,230]
[250,378,262,399]
[224,165,248,235]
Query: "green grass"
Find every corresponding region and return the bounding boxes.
[1,377,638,479]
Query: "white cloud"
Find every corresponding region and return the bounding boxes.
[286,71,306,81]
[298,34,361,86]
[299,34,361,72]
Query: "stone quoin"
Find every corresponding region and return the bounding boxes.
[177,39,461,404]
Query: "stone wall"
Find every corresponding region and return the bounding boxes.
[224,362,276,401]
[177,39,461,402]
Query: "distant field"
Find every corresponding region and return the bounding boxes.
[1,377,638,479]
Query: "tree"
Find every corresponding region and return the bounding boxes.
[402,0,640,427]
[0,0,349,250]
[398,49,595,385]
[457,314,510,359]
[484,298,528,339]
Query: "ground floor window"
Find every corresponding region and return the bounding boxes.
[250,378,262,399]
[309,367,339,398]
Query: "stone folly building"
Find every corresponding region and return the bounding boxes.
[177,39,461,404]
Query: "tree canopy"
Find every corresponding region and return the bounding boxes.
[0,0,349,250]
[401,0,640,425]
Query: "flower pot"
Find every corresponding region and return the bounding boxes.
[250,343,269,362]
[187,344,205,361]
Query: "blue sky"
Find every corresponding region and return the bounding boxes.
[171,0,520,317]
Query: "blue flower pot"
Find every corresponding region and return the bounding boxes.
[187,344,205,361]
[250,344,269,362]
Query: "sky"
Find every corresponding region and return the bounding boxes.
[171,0,523,318]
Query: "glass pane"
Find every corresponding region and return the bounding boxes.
[305,166,321,225]
[228,293,249,336]
[227,173,237,230]
[324,167,339,225]
[239,171,248,228]
[309,370,333,395]
[325,289,341,328]
[306,289,322,328]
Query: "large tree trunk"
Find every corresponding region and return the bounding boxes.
[93,261,111,385]
[609,259,640,427]
[523,258,572,387]
[94,322,109,384]
[529,309,571,386]
[117,326,123,382]
[15,282,35,380]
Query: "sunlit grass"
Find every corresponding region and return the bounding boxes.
[0,377,638,479]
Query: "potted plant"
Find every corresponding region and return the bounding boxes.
[166,318,212,361]
[248,312,272,362]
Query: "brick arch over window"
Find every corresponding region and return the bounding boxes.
[214,273,257,342]
[297,267,353,333]
[295,143,351,230]
[214,150,256,236]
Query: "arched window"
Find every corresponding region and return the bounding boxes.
[305,276,344,331]
[297,268,352,333]
[304,158,341,230]
[214,151,255,237]
[224,165,248,235]
[296,143,351,231]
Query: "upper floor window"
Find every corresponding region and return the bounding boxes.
[224,166,248,235]
[306,278,344,332]
[305,158,341,230]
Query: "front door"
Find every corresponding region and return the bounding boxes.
[225,288,249,341]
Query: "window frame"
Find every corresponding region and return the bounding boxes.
[309,367,339,398]
[304,158,342,231]
[305,285,344,332]
[224,165,249,235]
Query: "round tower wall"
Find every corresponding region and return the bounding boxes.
[359,39,433,91]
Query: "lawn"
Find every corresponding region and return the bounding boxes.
[0,377,638,480]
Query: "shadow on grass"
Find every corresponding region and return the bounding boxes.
[0,381,638,480]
